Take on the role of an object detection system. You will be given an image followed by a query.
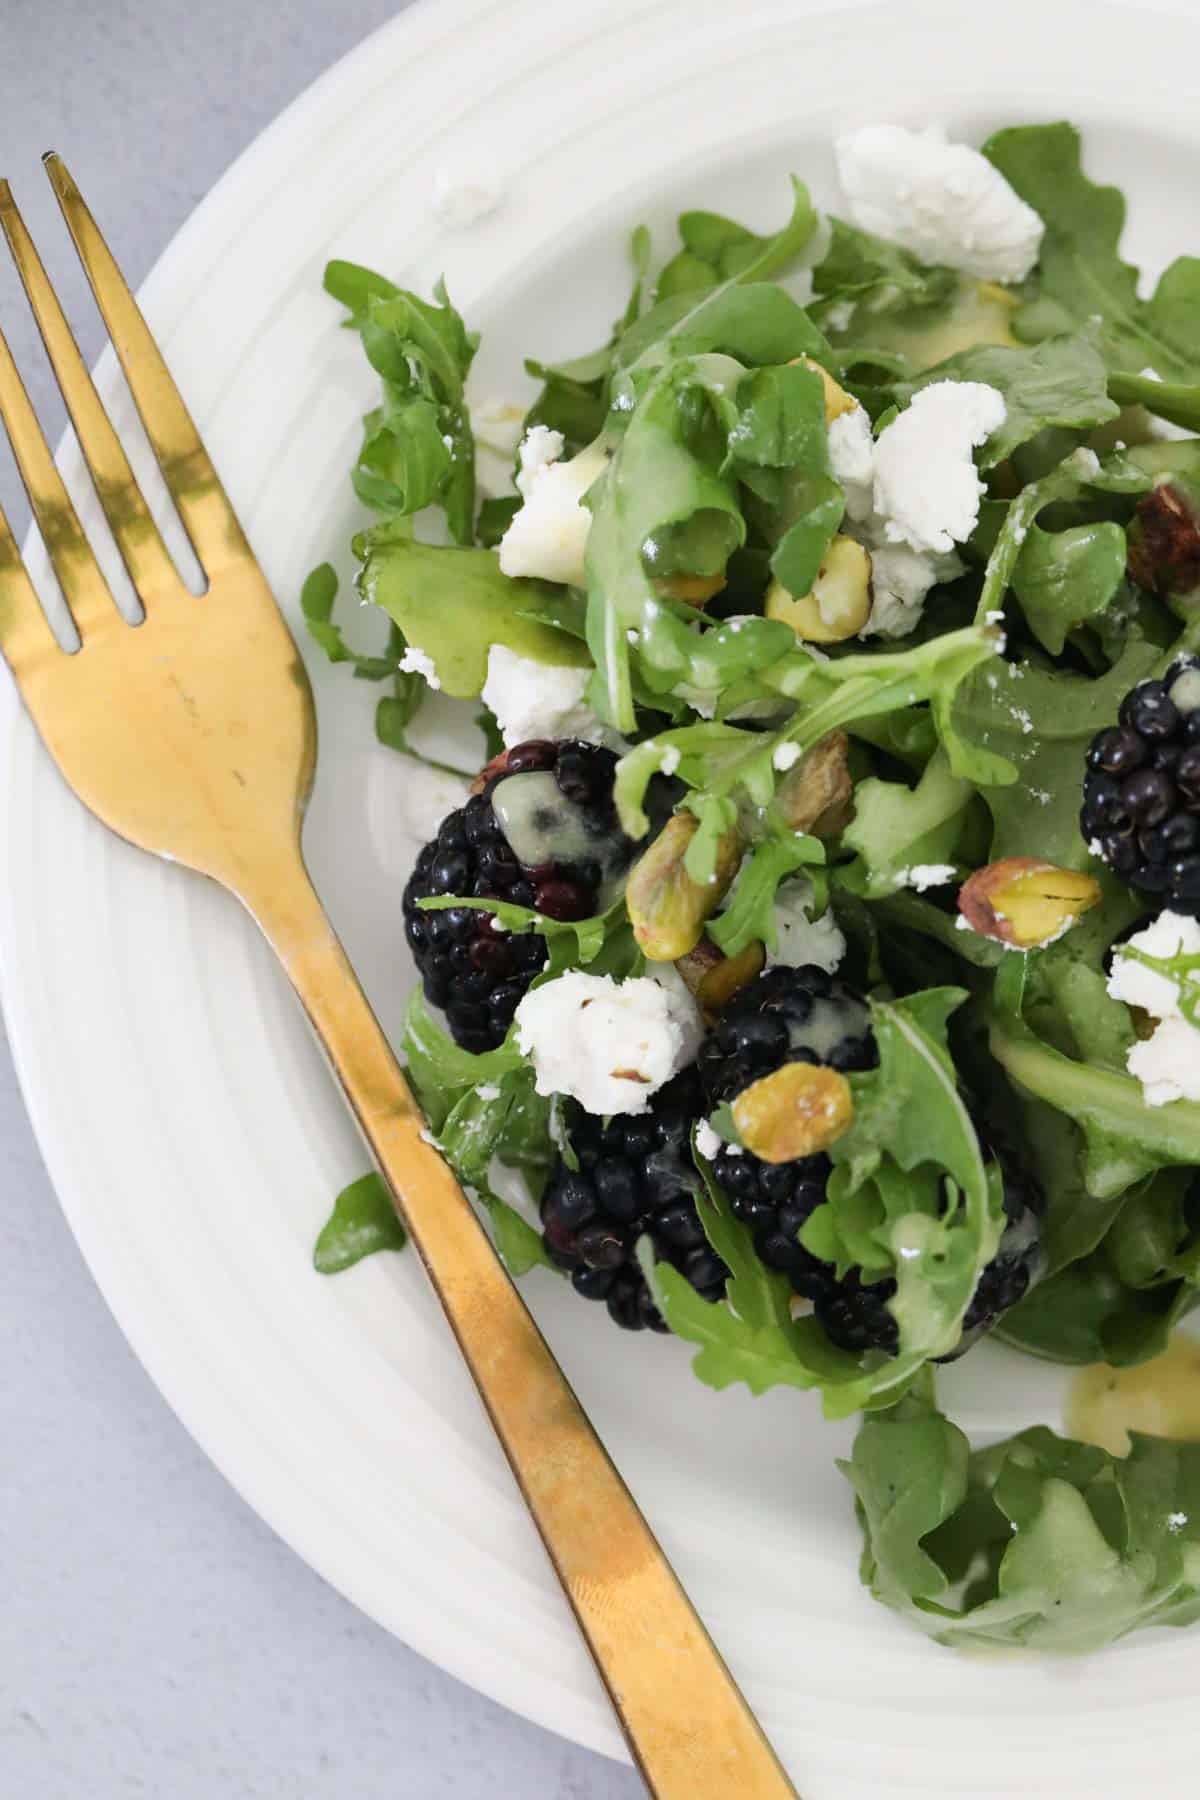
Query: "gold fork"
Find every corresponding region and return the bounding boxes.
[0,158,800,1800]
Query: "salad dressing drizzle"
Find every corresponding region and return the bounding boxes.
[1066,1334,1200,1459]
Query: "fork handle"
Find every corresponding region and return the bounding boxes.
[245,852,798,1800]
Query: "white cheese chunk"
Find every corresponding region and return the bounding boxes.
[1127,1015,1200,1107]
[1108,910,1200,1020]
[515,972,703,1115]
[766,878,846,974]
[498,437,607,588]
[826,405,876,523]
[834,124,1044,283]
[872,381,1007,555]
[398,646,441,689]
[479,644,612,748]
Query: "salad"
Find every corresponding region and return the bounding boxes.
[306,120,1200,1655]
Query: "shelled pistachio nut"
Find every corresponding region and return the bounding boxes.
[626,813,742,961]
[958,857,1102,949]
[766,536,872,645]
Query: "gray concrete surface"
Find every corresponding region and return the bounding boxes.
[0,5,642,1795]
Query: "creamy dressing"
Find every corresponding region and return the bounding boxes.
[1066,1334,1200,1458]
[1169,668,1200,714]
[785,995,870,1062]
[492,771,628,892]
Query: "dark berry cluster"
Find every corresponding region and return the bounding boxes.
[1082,660,1200,914]
[538,1069,726,1331]
[402,740,630,1052]
[697,967,1043,1357]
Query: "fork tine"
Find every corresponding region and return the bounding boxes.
[0,315,117,643]
[0,495,61,674]
[43,154,249,580]
[0,182,188,609]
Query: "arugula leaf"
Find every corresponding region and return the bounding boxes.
[301,562,403,679]
[657,201,811,301]
[357,531,590,697]
[997,1239,1197,1368]
[417,894,612,966]
[989,957,1200,1200]
[583,355,802,730]
[313,1172,407,1273]
[1108,370,1200,436]
[325,262,478,543]
[841,749,972,898]
[983,123,1200,382]
[708,834,826,956]
[811,219,956,323]
[614,622,1003,841]
[642,1152,876,1418]
[401,987,523,1134]
[817,990,1002,1370]
[953,635,1160,867]
[615,178,822,371]
[898,331,1119,469]
[846,1387,1200,1652]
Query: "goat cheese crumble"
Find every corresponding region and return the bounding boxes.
[834,123,1044,283]
[871,381,1007,555]
[896,864,957,892]
[498,435,607,587]
[480,644,611,748]
[766,878,846,974]
[1108,911,1200,1106]
[399,645,442,689]
[514,972,703,1115]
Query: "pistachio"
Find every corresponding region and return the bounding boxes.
[673,934,766,1019]
[732,1062,854,1163]
[696,939,766,1014]
[775,730,854,837]
[792,356,857,425]
[958,856,1102,949]
[765,536,872,645]
[655,571,727,606]
[626,813,742,961]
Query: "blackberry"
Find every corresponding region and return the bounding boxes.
[538,1068,726,1331]
[696,967,1042,1357]
[1081,658,1200,914]
[402,740,635,1052]
[697,966,877,1306]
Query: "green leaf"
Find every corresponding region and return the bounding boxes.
[899,332,1119,469]
[400,987,523,1134]
[325,263,479,543]
[953,634,1160,867]
[983,123,1200,382]
[584,355,797,730]
[613,623,1002,841]
[846,1386,1200,1652]
[657,204,802,301]
[300,562,403,679]
[841,749,971,898]
[313,1173,407,1273]
[615,177,822,371]
[826,990,1002,1367]
[357,533,590,698]
[642,1155,876,1417]
[417,894,612,967]
[812,218,956,321]
[1012,519,1128,656]
[708,834,826,956]
[989,956,1200,1200]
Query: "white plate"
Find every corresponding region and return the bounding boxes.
[4,1,1200,1794]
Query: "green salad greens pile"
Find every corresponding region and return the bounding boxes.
[307,121,1200,1656]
